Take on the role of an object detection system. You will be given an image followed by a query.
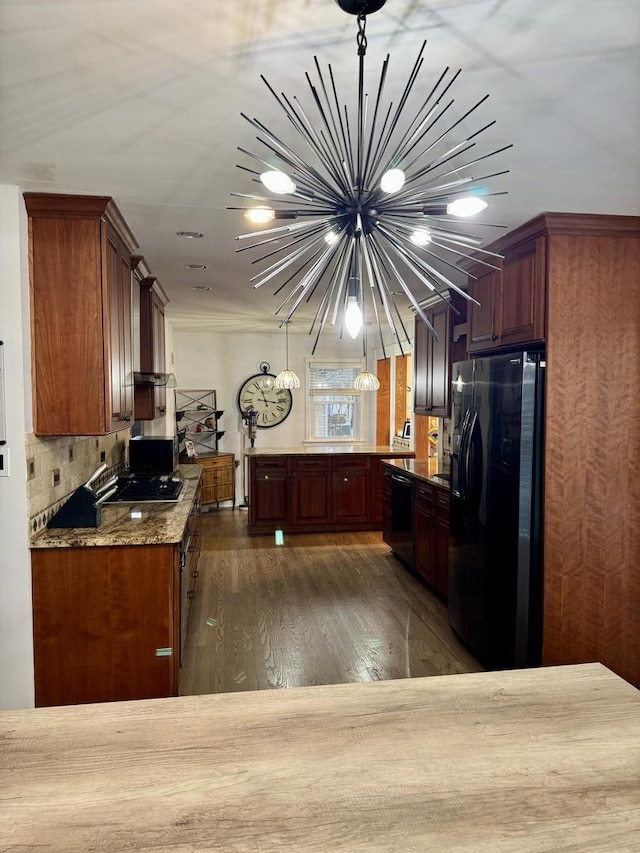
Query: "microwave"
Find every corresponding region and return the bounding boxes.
[128,436,177,475]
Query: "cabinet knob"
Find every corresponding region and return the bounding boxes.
[159,406,166,414]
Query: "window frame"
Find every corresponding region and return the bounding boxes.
[304,357,367,445]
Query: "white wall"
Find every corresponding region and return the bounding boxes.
[0,185,34,709]
[171,328,377,496]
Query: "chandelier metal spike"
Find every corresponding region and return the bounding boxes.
[229,0,512,354]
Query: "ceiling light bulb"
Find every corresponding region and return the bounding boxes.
[410,229,431,246]
[380,168,405,193]
[344,297,363,339]
[324,231,339,245]
[260,171,296,194]
[447,197,488,217]
[244,206,276,224]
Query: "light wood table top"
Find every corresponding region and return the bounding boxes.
[1,664,638,852]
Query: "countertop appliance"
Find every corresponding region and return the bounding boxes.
[128,435,177,475]
[449,351,545,670]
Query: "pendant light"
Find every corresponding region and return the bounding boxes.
[274,321,300,389]
[352,323,380,391]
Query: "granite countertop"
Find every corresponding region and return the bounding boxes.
[30,465,202,550]
[246,445,415,456]
[383,457,451,490]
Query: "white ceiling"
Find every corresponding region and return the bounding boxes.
[2,0,638,338]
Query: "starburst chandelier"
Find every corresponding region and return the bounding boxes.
[230,0,512,357]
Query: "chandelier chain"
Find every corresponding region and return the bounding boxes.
[356,5,368,56]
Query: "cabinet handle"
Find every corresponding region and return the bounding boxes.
[472,333,499,343]
[193,570,199,578]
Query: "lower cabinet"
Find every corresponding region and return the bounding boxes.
[414,481,450,598]
[197,453,235,508]
[249,453,412,534]
[31,488,202,708]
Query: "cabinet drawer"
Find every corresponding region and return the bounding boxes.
[416,482,435,503]
[333,455,370,471]
[254,457,288,471]
[293,457,330,471]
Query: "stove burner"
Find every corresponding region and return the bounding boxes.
[105,474,184,503]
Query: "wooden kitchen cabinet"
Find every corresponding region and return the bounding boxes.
[196,453,236,508]
[413,294,467,418]
[414,480,449,598]
[24,193,138,435]
[292,457,331,525]
[134,272,169,421]
[466,235,546,354]
[461,212,640,688]
[31,482,202,707]
[332,456,370,524]
[249,452,412,535]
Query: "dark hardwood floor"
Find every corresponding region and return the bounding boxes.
[180,508,482,696]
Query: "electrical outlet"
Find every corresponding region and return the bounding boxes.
[68,445,74,463]
[52,468,61,487]
[100,450,106,463]
[0,448,9,477]
[27,457,36,480]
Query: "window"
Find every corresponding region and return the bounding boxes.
[306,360,366,443]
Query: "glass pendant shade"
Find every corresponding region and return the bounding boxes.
[353,371,380,391]
[274,369,301,389]
[274,320,300,389]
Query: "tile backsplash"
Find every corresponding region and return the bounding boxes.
[26,430,130,537]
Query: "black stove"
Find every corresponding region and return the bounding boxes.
[104,473,184,504]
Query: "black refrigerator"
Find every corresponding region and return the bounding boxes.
[448,351,545,670]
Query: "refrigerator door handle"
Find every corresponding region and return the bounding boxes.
[464,411,478,510]
[458,408,472,498]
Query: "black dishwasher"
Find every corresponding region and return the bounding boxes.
[388,471,415,567]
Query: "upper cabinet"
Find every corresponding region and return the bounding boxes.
[414,294,466,417]
[467,235,546,354]
[25,193,138,436]
[134,267,169,421]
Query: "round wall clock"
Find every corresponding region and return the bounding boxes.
[237,363,293,429]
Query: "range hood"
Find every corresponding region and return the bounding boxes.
[130,371,177,388]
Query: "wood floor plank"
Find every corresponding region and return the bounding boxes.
[180,509,483,696]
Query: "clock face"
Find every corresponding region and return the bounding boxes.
[237,373,293,428]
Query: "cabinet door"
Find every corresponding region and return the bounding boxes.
[499,236,546,347]
[32,546,176,707]
[467,269,500,353]
[433,497,450,599]
[249,459,290,528]
[152,290,167,416]
[413,313,430,413]
[414,483,435,584]
[382,469,393,545]
[292,459,330,525]
[429,304,451,415]
[106,226,133,429]
[333,468,370,524]
[414,306,451,416]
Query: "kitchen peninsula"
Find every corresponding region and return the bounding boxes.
[246,446,414,535]
[29,467,203,707]
[1,663,638,852]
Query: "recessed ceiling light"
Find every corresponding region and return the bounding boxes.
[192,286,211,291]
[176,230,204,239]
[185,264,208,270]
